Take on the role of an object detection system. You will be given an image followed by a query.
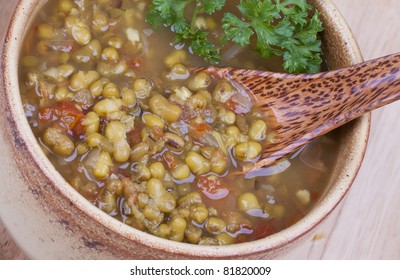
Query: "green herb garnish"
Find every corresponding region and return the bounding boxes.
[146,0,323,73]
[146,0,226,63]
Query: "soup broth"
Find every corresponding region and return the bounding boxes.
[19,0,339,245]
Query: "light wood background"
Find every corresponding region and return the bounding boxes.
[1,0,399,259]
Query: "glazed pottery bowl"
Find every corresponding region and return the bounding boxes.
[0,0,369,259]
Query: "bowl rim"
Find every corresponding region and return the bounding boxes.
[1,0,370,258]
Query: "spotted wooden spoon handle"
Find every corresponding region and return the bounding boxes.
[207,53,400,171]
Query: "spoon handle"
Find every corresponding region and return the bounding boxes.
[212,53,400,170]
[303,53,400,134]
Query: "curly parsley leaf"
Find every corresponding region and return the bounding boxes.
[221,13,254,47]
[222,0,323,73]
[174,25,221,63]
[281,13,324,73]
[146,0,226,63]
[147,0,323,73]
[201,0,226,14]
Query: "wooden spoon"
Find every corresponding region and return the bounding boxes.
[202,52,400,173]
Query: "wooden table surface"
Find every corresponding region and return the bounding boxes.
[1,0,399,260]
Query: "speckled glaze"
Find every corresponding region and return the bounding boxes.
[0,0,370,259]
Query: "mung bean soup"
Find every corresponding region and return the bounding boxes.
[19,0,339,245]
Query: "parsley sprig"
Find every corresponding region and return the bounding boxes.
[147,0,226,63]
[146,0,323,73]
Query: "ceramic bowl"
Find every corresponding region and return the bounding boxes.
[0,0,370,259]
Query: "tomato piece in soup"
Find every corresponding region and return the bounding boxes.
[127,122,144,146]
[252,220,276,240]
[163,151,180,170]
[39,101,85,137]
[196,175,236,212]
[197,175,230,200]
